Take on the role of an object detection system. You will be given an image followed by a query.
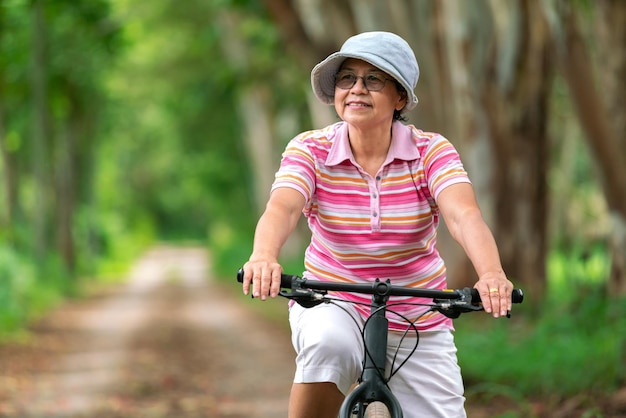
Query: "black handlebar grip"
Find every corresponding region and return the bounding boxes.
[470,288,524,304]
[236,268,296,288]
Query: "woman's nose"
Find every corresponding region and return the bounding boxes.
[350,76,368,92]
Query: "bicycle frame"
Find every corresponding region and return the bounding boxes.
[340,280,404,418]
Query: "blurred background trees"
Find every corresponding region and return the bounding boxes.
[0,0,623,345]
[1,0,624,409]
[0,0,626,316]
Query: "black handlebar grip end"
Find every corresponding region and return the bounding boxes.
[237,268,244,283]
[469,288,481,304]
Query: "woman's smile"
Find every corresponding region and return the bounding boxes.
[345,100,371,108]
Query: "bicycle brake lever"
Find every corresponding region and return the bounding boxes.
[279,288,327,308]
[434,287,484,318]
[434,302,484,319]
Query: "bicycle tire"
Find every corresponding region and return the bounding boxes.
[365,401,392,418]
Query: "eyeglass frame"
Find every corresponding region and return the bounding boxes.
[333,70,396,92]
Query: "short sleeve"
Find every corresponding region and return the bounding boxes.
[423,135,471,201]
[271,136,316,205]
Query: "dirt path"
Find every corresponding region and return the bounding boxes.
[0,246,294,417]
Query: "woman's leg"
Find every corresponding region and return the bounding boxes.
[288,302,364,417]
[386,330,466,418]
[288,382,344,418]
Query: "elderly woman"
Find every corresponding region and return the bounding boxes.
[241,31,513,418]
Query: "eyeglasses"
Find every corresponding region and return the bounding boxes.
[334,71,393,91]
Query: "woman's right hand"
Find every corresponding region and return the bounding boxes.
[241,259,284,300]
[242,187,306,300]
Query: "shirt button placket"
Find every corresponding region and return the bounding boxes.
[371,175,382,231]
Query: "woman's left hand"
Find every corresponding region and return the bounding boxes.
[474,272,514,318]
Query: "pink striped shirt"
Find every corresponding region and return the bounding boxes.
[272,121,471,331]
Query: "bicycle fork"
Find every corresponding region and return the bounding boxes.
[339,283,404,418]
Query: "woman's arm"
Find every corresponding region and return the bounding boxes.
[242,187,306,300]
[437,183,513,318]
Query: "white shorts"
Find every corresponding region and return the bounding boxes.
[289,301,466,418]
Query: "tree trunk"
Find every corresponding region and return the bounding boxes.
[30,0,50,262]
[56,104,78,275]
[426,0,553,292]
[479,0,553,299]
[426,0,498,288]
[217,11,279,216]
[0,106,19,232]
[0,2,18,231]
[555,0,626,294]
[237,86,278,215]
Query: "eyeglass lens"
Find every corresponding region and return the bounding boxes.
[335,72,388,91]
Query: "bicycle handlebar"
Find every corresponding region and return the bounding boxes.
[237,268,523,417]
[236,269,524,305]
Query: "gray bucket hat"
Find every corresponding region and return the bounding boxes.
[311,31,419,113]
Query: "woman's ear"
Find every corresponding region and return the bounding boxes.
[396,91,408,111]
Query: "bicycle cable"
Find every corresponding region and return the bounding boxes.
[322,295,440,385]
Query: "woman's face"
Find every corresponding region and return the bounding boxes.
[333,59,407,127]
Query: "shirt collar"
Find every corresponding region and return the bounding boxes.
[325,121,420,166]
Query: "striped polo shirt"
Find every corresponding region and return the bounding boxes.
[272,120,471,331]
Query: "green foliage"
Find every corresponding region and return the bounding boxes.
[84,210,156,279]
[457,247,623,403]
[0,0,146,339]
[0,246,34,335]
[215,246,303,331]
[210,221,305,281]
[548,75,611,249]
[0,211,151,339]
[0,245,65,340]
[209,222,251,277]
[103,0,262,241]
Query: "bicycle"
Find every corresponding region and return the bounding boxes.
[236,269,524,418]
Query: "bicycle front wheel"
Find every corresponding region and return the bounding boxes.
[365,401,391,418]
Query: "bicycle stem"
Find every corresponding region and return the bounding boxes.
[364,291,390,381]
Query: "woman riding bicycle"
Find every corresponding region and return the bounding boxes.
[241,31,514,418]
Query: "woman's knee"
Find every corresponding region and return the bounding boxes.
[306,323,360,357]
[291,304,363,358]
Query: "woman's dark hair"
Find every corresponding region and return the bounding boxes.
[393,80,409,122]
[393,109,407,122]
